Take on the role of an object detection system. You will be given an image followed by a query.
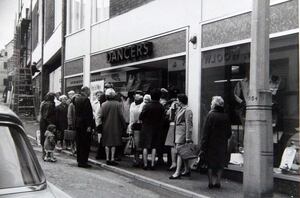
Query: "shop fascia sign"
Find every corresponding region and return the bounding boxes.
[203,47,250,68]
[107,42,153,64]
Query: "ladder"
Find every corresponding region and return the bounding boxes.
[11,67,36,120]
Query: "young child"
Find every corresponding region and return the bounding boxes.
[44,124,57,162]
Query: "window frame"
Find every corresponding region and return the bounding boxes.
[92,0,110,25]
[67,0,85,34]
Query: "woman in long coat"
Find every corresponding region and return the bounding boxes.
[100,88,126,166]
[169,94,193,179]
[201,96,231,189]
[55,95,68,150]
[40,92,56,159]
[139,89,165,170]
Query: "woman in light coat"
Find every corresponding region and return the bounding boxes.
[100,88,126,166]
[169,94,193,179]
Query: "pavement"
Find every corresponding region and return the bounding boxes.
[23,120,291,198]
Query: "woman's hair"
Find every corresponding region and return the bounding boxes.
[150,88,161,101]
[105,88,116,100]
[47,124,56,132]
[59,95,68,101]
[45,92,55,101]
[211,96,224,109]
[143,94,151,103]
[177,94,188,105]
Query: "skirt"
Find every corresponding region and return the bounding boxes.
[165,122,175,146]
[133,130,142,150]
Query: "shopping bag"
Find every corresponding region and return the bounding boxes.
[177,143,201,160]
[64,129,76,141]
[124,136,135,155]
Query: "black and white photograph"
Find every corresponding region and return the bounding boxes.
[0,0,299,197]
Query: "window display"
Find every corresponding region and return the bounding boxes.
[91,56,186,95]
[201,34,299,171]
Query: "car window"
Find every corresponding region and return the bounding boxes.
[0,125,45,189]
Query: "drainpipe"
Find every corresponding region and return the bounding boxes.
[61,0,66,94]
[40,0,45,101]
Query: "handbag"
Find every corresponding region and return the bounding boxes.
[124,136,135,155]
[64,129,76,141]
[131,122,142,131]
[177,143,201,160]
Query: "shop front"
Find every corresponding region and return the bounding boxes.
[199,0,299,194]
[201,34,299,168]
[90,29,187,100]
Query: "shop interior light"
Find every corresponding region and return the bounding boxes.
[214,78,244,83]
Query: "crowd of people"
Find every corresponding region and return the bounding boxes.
[39,83,232,189]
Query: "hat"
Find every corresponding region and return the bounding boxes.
[105,88,116,97]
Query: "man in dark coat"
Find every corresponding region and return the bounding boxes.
[201,96,231,189]
[74,86,94,168]
[139,88,165,169]
[40,92,56,159]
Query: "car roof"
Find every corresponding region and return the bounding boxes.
[0,105,23,126]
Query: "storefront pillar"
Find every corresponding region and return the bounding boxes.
[82,1,91,88]
[243,0,273,197]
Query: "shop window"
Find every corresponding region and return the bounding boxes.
[90,56,186,97]
[92,0,110,24]
[67,0,85,33]
[201,34,299,170]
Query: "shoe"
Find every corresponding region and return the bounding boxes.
[213,183,221,189]
[95,155,101,160]
[157,159,165,166]
[78,163,91,168]
[106,160,112,165]
[167,166,177,171]
[110,161,119,166]
[132,162,140,168]
[50,158,57,162]
[143,166,148,170]
[208,183,213,189]
[169,174,181,180]
[180,171,191,177]
[115,157,122,161]
[44,157,50,162]
[150,165,155,170]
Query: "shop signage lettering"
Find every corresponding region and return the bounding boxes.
[106,42,153,64]
[202,47,250,68]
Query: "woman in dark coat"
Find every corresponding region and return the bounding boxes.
[201,96,231,189]
[100,88,126,166]
[139,89,165,170]
[40,92,56,158]
[55,95,68,150]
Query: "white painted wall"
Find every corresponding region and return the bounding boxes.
[31,0,42,67]
[49,66,61,92]
[44,25,62,64]
[31,43,42,65]
[65,30,87,60]
[90,0,202,53]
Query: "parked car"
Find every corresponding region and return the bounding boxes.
[0,105,71,198]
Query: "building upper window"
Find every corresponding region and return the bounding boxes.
[68,0,85,34]
[92,0,109,24]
